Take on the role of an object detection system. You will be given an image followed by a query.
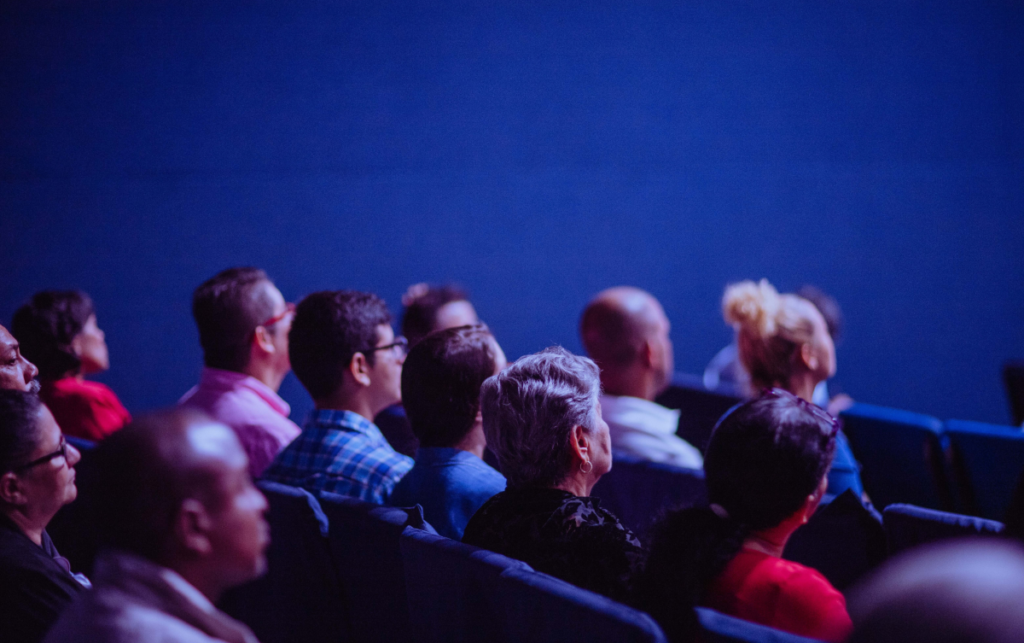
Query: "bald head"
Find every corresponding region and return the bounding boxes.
[580,287,674,398]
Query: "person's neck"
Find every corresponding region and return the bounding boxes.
[1,507,46,546]
[742,521,797,558]
[166,558,230,604]
[240,361,286,393]
[554,472,592,498]
[453,424,487,460]
[601,367,657,401]
[314,390,378,423]
[784,373,820,405]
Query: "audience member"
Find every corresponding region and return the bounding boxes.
[376,283,480,457]
[43,409,267,643]
[12,291,130,441]
[0,390,87,643]
[262,291,412,504]
[389,324,507,539]
[0,324,40,392]
[847,539,1024,643]
[179,268,300,478]
[720,279,863,498]
[635,389,850,642]
[705,284,852,414]
[462,347,645,603]
[580,287,702,468]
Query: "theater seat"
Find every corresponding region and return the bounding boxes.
[495,567,668,643]
[318,492,433,643]
[654,372,743,454]
[1003,360,1024,426]
[838,403,951,510]
[400,529,531,643]
[695,608,826,643]
[946,419,1024,520]
[219,481,347,643]
[591,454,707,537]
[883,503,1005,555]
[65,435,96,452]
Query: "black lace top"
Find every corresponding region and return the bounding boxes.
[462,487,646,602]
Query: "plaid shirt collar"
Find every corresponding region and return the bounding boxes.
[305,408,386,441]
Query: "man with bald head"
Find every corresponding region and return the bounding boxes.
[0,324,40,393]
[44,409,267,643]
[580,287,702,468]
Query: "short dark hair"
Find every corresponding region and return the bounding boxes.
[402,324,498,448]
[401,284,469,346]
[11,290,95,379]
[0,390,42,474]
[84,408,226,561]
[191,267,277,372]
[289,291,392,400]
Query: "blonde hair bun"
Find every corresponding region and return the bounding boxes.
[723,279,781,338]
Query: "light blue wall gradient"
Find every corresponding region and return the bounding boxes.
[1,1,1022,425]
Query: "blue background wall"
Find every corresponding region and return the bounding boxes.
[2,0,1022,425]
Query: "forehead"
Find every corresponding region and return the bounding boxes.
[375,323,394,344]
[0,326,16,353]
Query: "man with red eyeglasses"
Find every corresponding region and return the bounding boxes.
[179,267,300,478]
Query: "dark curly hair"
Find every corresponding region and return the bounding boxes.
[634,389,838,641]
[11,290,95,379]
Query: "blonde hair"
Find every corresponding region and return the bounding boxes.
[722,279,818,390]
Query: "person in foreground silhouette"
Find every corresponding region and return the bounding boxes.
[635,389,851,642]
[462,346,645,603]
[43,409,268,643]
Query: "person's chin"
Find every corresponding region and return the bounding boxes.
[27,380,41,394]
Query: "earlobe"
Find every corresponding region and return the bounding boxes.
[176,499,214,556]
[349,353,371,387]
[801,343,817,370]
[252,327,275,354]
[0,473,24,505]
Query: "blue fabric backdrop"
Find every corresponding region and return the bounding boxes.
[2,0,1022,424]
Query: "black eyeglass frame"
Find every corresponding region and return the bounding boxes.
[12,436,69,472]
[360,336,409,356]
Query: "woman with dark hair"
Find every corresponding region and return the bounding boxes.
[11,291,130,442]
[0,389,87,643]
[635,389,851,642]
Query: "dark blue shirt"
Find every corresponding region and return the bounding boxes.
[389,447,506,540]
[827,431,864,498]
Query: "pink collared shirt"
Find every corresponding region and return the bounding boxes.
[178,367,301,478]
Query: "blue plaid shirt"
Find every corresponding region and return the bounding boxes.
[261,409,413,504]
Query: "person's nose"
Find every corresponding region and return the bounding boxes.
[66,443,82,467]
[22,356,38,383]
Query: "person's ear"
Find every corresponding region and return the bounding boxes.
[175,499,214,556]
[568,425,590,464]
[800,342,819,371]
[69,333,84,359]
[252,326,276,356]
[0,472,26,506]
[639,340,656,369]
[800,476,830,524]
[349,352,371,387]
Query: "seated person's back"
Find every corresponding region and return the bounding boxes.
[579,287,702,468]
[389,324,506,539]
[0,390,88,643]
[12,291,130,441]
[43,409,267,643]
[262,290,412,504]
[635,389,852,643]
[462,347,646,603]
[178,267,301,478]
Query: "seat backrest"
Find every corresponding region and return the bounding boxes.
[591,454,707,538]
[654,372,743,454]
[839,403,951,510]
[65,435,96,452]
[219,481,347,643]
[883,503,1005,555]
[695,608,826,643]
[1003,360,1024,426]
[319,491,430,643]
[946,419,1024,520]
[400,529,530,643]
[495,567,667,643]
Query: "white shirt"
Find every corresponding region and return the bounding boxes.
[600,394,704,469]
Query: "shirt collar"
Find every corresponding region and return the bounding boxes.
[199,367,291,417]
[599,394,680,434]
[413,446,477,465]
[306,408,383,439]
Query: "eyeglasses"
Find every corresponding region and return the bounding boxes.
[258,303,296,329]
[362,336,409,357]
[14,436,69,472]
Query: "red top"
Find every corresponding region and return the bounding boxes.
[40,377,131,442]
[704,549,852,642]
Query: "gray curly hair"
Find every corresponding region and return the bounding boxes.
[480,346,602,489]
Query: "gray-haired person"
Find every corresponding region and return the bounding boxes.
[461,347,646,603]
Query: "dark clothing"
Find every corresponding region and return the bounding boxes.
[462,487,646,603]
[0,514,85,643]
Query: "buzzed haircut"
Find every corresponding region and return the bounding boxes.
[0,390,42,474]
[401,284,469,346]
[288,291,392,401]
[192,267,277,372]
[84,409,226,560]
[11,290,95,379]
[579,298,647,368]
[401,324,498,448]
